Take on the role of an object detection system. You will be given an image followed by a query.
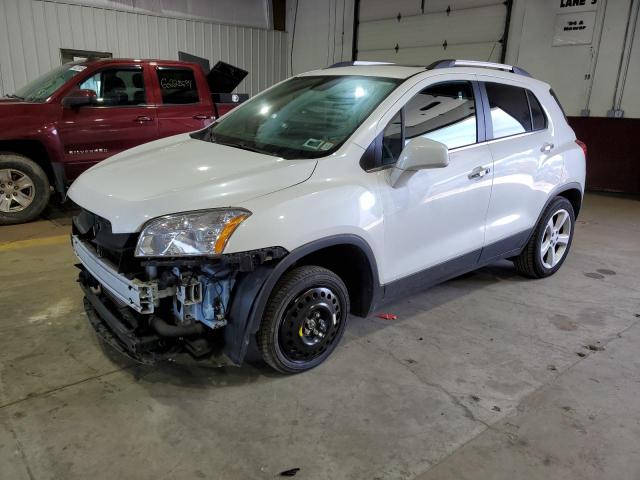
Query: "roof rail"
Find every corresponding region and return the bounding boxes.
[327,61,394,68]
[428,59,531,77]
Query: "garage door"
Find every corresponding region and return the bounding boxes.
[355,0,511,66]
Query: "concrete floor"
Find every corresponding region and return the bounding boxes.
[0,193,639,480]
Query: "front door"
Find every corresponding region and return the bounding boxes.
[58,66,158,180]
[378,77,494,284]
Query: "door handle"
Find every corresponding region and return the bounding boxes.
[540,142,554,153]
[193,114,213,120]
[468,166,491,180]
[135,115,153,123]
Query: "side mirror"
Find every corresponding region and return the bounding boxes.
[390,136,449,187]
[62,89,97,108]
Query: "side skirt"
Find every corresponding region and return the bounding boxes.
[378,229,532,308]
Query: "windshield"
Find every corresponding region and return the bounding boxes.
[12,63,87,102]
[201,75,400,159]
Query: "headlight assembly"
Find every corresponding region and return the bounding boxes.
[135,209,251,257]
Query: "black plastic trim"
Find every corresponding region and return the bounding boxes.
[478,81,494,140]
[225,234,381,365]
[381,227,534,307]
[479,229,530,263]
[382,249,482,303]
[501,0,513,64]
[352,0,360,61]
[527,182,584,235]
[224,265,276,365]
[51,162,67,194]
[80,280,162,362]
[472,80,487,143]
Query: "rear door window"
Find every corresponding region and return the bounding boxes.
[156,68,199,104]
[485,83,532,139]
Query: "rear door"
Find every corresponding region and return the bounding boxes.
[152,65,215,138]
[479,77,559,257]
[58,65,158,180]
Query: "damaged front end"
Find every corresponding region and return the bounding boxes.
[72,209,287,365]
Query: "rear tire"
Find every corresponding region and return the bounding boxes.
[513,196,575,278]
[0,153,50,225]
[257,266,349,374]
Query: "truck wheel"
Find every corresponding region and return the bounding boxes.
[0,153,50,225]
[513,197,575,278]
[257,266,350,374]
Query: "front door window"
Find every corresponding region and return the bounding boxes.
[79,68,147,106]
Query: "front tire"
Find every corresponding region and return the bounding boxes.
[0,153,50,225]
[513,196,575,278]
[257,266,350,374]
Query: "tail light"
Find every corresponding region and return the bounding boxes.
[576,139,587,158]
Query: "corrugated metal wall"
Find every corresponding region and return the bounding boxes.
[0,0,287,97]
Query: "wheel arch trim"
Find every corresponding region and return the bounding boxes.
[525,182,583,246]
[223,234,381,365]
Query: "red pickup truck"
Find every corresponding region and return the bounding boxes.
[0,58,248,225]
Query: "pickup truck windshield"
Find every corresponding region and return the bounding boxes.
[13,63,86,102]
[204,75,400,159]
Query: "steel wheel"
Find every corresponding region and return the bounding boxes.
[540,208,571,269]
[278,286,343,363]
[0,168,36,213]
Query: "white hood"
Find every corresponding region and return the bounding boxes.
[68,134,317,233]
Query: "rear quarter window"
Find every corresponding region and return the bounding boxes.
[527,90,547,130]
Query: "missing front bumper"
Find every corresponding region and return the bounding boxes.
[72,235,160,314]
[80,280,169,364]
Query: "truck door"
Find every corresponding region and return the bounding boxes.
[153,66,215,137]
[58,66,158,180]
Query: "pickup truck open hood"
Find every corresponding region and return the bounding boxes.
[67,134,317,233]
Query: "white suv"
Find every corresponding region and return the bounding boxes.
[69,60,586,373]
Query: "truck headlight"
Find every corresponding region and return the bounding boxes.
[135,209,251,257]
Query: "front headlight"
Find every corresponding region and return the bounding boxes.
[135,209,251,257]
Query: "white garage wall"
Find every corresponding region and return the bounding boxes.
[0,0,288,97]
[285,0,639,119]
[52,0,273,28]
[286,0,355,75]
[505,0,640,118]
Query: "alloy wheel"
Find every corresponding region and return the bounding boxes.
[540,208,571,269]
[0,169,36,213]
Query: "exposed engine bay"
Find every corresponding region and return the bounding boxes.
[72,209,287,364]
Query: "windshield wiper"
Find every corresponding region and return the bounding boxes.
[5,94,24,100]
[212,138,266,155]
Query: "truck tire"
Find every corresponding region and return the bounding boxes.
[513,196,575,278]
[0,153,51,225]
[257,265,350,374]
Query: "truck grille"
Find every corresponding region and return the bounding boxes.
[72,209,141,273]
